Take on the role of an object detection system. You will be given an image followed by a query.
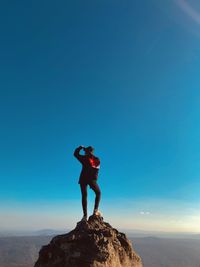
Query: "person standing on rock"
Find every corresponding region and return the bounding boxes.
[74,145,102,221]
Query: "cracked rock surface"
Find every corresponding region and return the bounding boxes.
[34,215,143,267]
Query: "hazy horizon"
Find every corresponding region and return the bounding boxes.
[1,225,200,236]
[1,198,200,233]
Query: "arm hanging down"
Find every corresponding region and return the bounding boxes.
[73,146,85,164]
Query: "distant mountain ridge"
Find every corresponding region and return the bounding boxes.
[0,229,67,237]
[0,235,51,267]
[132,237,200,267]
[1,228,200,239]
[1,235,200,267]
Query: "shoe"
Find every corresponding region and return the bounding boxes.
[93,209,102,217]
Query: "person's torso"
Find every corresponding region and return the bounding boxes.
[80,155,100,179]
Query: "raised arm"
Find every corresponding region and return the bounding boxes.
[73,146,85,163]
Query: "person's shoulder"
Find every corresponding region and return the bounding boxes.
[94,156,100,163]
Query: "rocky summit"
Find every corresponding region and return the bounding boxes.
[34,215,143,267]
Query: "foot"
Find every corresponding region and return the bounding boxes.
[93,209,102,217]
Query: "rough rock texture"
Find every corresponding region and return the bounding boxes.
[34,215,143,267]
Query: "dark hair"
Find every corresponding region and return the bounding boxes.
[84,146,94,153]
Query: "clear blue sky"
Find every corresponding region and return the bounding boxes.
[1,0,200,232]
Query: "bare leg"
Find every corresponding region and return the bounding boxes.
[80,183,88,217]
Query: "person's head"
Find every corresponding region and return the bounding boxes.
[84,146,94,155]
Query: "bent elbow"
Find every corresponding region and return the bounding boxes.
[74,150,79,158]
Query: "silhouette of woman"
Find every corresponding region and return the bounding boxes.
[74,145,101,221]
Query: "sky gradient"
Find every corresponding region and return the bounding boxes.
[1,0,200,232]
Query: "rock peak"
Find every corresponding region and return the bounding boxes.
[34,215,143,267]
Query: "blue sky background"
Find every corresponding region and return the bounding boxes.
[1,0,200,232]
